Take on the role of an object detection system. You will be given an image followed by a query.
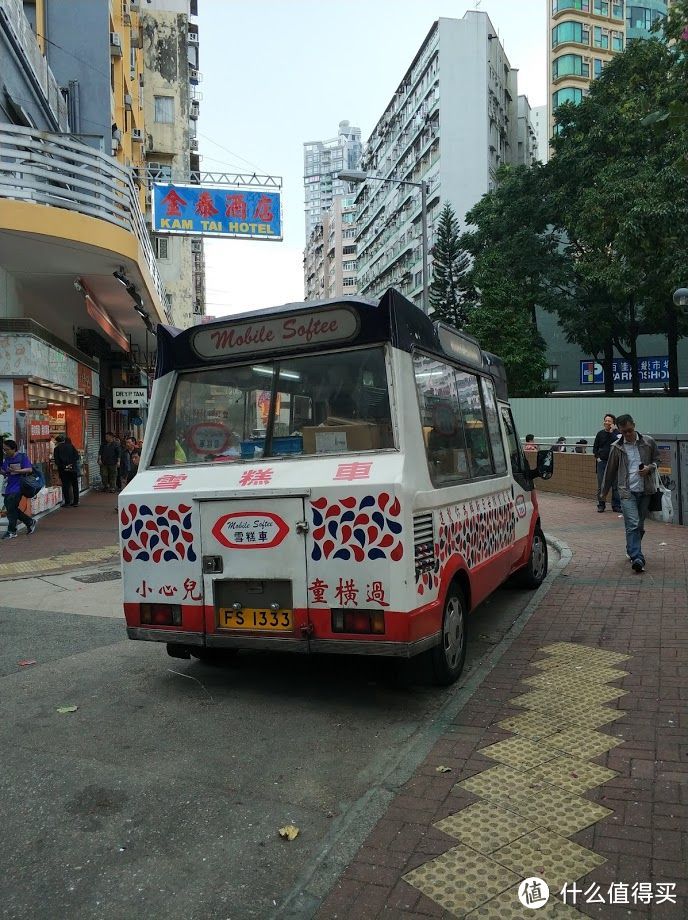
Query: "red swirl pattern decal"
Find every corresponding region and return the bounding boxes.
[310,493,403,562]
[120,503,196,563]
[417,491,515,596]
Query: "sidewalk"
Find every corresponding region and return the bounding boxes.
[0,489,119,579]
[315,492,687,919]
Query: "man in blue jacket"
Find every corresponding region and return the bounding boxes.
[1,440,37,539]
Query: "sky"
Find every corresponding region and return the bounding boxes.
[198,0,547,317]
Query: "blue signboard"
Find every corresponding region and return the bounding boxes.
[580,356,669,385]
[152,184,282,240]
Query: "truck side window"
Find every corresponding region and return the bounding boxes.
[414,354,471,486]
[480,378,508,475]
[454,371,494,477]
[500,406,532,491]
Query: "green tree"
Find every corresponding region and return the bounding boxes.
[428,202,471,327]
[548,27,688,394]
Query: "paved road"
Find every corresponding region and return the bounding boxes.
[0,562,546,920]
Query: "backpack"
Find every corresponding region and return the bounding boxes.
[20,465,45,499]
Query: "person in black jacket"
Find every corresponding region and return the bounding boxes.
[593,413,621,513]
[54,434,81,507]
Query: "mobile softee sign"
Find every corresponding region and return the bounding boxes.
[152,184,282,240]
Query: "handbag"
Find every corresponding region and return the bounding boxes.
[20,465,45,498]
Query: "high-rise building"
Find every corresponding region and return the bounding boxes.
[0,0,170,490]
[304,193,359,301]
[303,121,362,240]
[352,13,530,310]
[518,95,540,166]
[547,0,669,142]
[531,105,549,163]
[141,0,206,329]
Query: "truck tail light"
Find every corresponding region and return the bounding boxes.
[331,609,385,635]
[140,603,182,626]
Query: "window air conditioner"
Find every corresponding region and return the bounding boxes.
[191,240,202,253]
[132,129,143,142]
[110,33,122,53]
[124,94,132,109]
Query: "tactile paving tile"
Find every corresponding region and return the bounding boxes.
[543,726,625,759]
[524,756,618,794]
[459,767,613,836]
[497,711,569,741]
[509,686,627,713]
[523,668,629,691]
[434,802,540,853]
[479,736,560,770]
[539,643,631,665]
[402,843,520,917]
[465,884,589,918]
[491,827,606,890]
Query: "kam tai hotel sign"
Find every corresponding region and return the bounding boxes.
[152,184,282,240]
[580,357,670,385]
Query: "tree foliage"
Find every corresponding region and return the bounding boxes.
[428,202,472,328]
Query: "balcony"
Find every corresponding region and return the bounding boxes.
[0,123,170,352]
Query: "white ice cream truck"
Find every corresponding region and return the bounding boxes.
[120,289,552,684]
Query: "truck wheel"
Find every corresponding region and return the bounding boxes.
[512,525,548,589]
[430,583,467,686]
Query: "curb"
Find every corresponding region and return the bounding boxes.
[275,533,573,919]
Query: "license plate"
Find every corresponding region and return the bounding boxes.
[218,608,293,631]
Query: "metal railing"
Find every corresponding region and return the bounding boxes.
[0,122,170,321]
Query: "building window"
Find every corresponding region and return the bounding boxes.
[594,57,603,77]
[552,87,584,108]
[611,31,623,50]
[343,245,356,255]
[343,277,356,287]
[552,54,590,80]
[552,0,590,12]
[342,261,357,271]
[155,237,169,259]
[165,293,173,315]
[544,365,559,382]
[552,21,589,47]
[594,26,610,49]
[612,1,624,19]
[593,0,609,14]
[154,96,174,123]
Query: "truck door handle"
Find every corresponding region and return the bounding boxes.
[295,520,309,535]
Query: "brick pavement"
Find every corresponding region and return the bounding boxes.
[0,489,119,578]
[315,492,687,920]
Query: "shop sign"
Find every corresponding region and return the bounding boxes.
[152,184,282,240]
[78,364,93,395]
[0,379,14,438]
[113,387,148,408]
[29,421,50,440]
[580,356,670,385]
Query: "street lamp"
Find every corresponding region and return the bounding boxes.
[338,169,430,314]
[672,287,688,307]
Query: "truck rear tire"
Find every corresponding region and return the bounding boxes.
[430,583,467,686]
[512,525,548,589]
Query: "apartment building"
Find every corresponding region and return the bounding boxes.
[353,13,525,310]
[531,104,549,163]
[303,120,362,240]
[304,192,359,302]
[142,0,205,329]
[0,0,170,488]
[518,95,540,166]
[547,0,669,141]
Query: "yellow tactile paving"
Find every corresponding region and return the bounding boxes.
[491,827,606,890]
[402,844,521,917]
[0,546,118,579]
[524,756,618,795]
[402,643,629,918]
[538,643,631,665]
[478,737,560,770]
[543,726,625,760]
[434,803,540,853]
[465,886,586,918]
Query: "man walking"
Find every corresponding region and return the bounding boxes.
[1,439,37,538]
[593,413,621,513]
[98,431,121,493]
[54,434,80,507]
[601,414,659,573]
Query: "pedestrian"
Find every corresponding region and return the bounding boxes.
[601,414,659,573]
[1,439,37,539]
[121,436,138,486]
[98,431,121,493]
[54,434,80,507]
[574,439,588,454]
[523,434,538,452]
[553,436,567,452]
[128,450,140,479]
[593,413,621,513]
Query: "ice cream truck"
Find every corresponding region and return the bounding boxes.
[120,289,552,684]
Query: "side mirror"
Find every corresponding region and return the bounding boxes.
[532,448,554,481]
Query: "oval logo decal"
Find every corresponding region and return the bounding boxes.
[211,512,289,549]
[515,494,527,519]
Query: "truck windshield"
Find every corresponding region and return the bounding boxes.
[151,346,395,466]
